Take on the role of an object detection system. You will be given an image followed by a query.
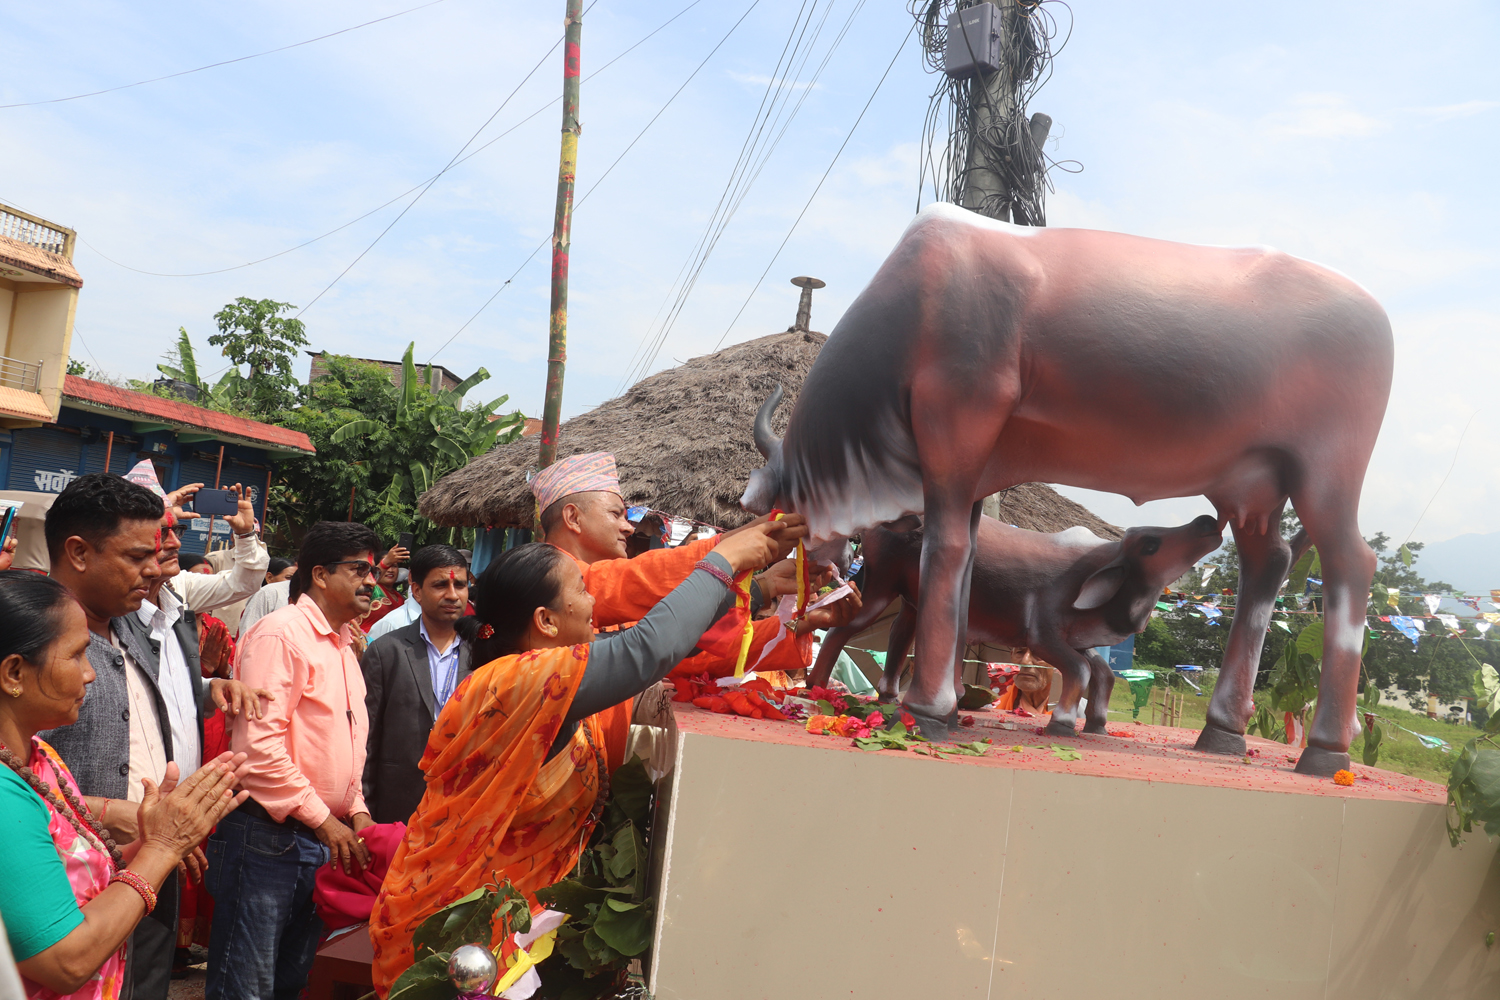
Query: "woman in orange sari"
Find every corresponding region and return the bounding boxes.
[369,526,788,994]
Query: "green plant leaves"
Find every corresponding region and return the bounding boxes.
[1049,745,1082,761]
[1447,739,1500,846]
[609,758,653,826]
[1361,714,1384,767]
[593,899,653,956]
[386,951,457,1000]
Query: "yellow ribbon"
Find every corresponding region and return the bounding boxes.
[490,928,561,996]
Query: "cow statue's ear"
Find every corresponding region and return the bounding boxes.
[1073,563,1126,610]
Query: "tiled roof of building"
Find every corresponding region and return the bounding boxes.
[0,234,82,288]
[62,375,315,455]
[0,385,56,422]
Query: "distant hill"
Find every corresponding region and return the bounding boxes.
[1412,532,1500,594]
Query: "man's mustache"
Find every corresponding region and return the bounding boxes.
[356,586,376,598]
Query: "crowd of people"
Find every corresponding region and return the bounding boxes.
[0,451,862,1000]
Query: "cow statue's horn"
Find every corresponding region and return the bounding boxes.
[753,384,785,458]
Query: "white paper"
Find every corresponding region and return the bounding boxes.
[807,583,853,612]
[1424,593,1442,615]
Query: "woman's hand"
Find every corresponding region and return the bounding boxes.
[796,581,864,634]
[138,755,250,861]
[713,522,790,575]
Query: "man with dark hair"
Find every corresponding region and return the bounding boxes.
[209,521,380,1000]
[359,544,473,824]
[41,472,265,1000]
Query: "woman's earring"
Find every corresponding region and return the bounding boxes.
[545,624,557,636]
[8,688,20,698]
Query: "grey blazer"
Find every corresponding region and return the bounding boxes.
[360,620,472,825]
[40,594,206,802]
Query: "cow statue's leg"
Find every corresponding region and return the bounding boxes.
[877,600,918,702]
[905,497,983,741]
[1033,639,1091,736]
[1291,488,1377,776]
[1081,647,1115,735]
[951,506,982,708]
[808,595,900,691]
[1195,510,1294,756]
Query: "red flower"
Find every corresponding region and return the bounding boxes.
[901,711,916,728]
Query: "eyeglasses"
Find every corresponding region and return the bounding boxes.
[324,560,377,578]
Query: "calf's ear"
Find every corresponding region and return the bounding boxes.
[1073,564,1126,610]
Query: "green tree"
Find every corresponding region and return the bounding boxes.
[209,298,309,414]
[270,345,523,546]
[155,327,247,412]
[66,358,86,375]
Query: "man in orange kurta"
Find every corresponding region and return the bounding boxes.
[531,453,818,677]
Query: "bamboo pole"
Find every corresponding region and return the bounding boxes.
[103,431,114,472]
[536,0,583,471]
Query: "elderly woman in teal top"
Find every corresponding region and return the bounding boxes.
[0,571,249,1000]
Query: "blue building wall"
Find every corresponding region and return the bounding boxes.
[0,404,278,556]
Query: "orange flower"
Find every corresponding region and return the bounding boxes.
[1332,769,1355,786]
[806,715,837,735]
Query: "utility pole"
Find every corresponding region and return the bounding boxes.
[958,0,1014,222]
[537,0,583,471]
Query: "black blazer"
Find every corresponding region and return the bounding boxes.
[360,620,473,825]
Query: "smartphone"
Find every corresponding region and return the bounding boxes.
[398,531,414,552]
[193,488,240,516]
[0,505,16,545]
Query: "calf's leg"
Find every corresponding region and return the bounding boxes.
[1033,640,1091,737]
[1081,648,1115,734]
[877,601,917,702]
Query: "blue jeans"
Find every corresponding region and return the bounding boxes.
[205,809,330,1000]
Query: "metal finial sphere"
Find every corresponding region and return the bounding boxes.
[448,944,499,994]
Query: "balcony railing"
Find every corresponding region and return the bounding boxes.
[0,204,74,258]
[0,355,43,393]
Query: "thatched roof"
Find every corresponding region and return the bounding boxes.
[420,328,1120,538]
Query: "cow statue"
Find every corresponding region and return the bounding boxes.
[806,514,1223,736]
[741,202,1391,775]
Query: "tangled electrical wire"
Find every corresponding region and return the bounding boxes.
[911,0,1078,225]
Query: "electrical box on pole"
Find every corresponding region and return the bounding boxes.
[943,3,1002,78]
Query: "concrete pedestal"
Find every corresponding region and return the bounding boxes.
[647,706,1500,999]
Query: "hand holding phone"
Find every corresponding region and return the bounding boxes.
[193,489,240,516]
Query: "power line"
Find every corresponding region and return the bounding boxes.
[617,0,868,393]
[78,0,705,280]
[424,0,757,365]
[714,21,915,351]
[0,0,451,110]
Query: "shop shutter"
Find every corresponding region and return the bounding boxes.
[9,428,83,493]
[178,452,229,556]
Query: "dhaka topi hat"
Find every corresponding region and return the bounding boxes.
[530,452,620,512]
[124,459,167,499]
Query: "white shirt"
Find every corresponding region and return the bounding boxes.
[115,633,167,804]
[137,586,202,775]
[175,530,270,613]
[365,599,421,643]
[238,580,290,639]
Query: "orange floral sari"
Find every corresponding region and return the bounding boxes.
[368,644,628,996]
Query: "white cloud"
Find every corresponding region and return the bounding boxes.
[726,71,821,91]
[1414,100,1500,122]
[1259,93,1387,139]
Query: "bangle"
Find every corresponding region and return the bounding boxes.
[110,870,157,915]
[693,559,734,589]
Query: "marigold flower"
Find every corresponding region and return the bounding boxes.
[806,715,837,735]
[1332,769,1356,786]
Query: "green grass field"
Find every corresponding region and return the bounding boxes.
[1103,675,1466,785]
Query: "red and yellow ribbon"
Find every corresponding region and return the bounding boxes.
[734,510,807,677]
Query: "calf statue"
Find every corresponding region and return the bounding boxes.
[806,515,1223,736]
[741,202,1391,774]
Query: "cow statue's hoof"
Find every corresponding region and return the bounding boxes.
[1044,717,1078,738]
[1293,745,1351,777]
[1193,722,1246,757]
[1081,721,1109,735]
[906,707,953,743]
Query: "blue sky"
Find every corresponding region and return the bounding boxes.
[3,1,1497,546]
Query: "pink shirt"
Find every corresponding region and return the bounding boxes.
[233,595,369,828]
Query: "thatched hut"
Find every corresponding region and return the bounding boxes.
[419,328,1119,539]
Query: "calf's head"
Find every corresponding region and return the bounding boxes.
[1073,515,1223,630]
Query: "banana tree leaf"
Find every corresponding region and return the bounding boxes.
[386,953,456,1000]
[332,419,384,444]
[593,902,652,956]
